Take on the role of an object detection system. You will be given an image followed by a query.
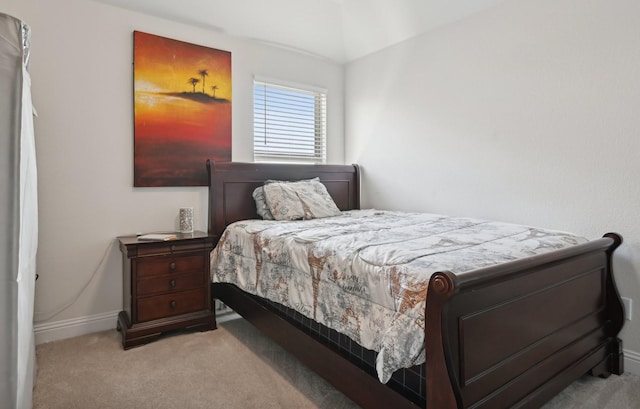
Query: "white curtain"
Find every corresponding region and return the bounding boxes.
[1,13,38,409]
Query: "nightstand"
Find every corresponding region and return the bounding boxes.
[116,231,217,349]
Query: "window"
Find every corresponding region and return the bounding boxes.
[253,77,327,164]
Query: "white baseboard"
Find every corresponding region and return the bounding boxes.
[216,311,241,324]
[34,310,119,345]
[624,349,640,375]
[33,309,240,345]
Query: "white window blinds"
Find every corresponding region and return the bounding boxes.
[253,78,327,164]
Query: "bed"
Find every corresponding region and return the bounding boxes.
[206,160,625,409]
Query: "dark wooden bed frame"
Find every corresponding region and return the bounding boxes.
[206,160,625,409]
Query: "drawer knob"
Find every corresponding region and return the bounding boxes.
[170,300,177,309]
[169,262,176,270]
[169,279,176,288]
[170,245,176,251]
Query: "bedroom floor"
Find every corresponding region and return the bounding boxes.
[33,317,640,409]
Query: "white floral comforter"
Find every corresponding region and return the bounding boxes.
[210,209,587,382]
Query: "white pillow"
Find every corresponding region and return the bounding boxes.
[263,178,341,221]
[252,186,275,220]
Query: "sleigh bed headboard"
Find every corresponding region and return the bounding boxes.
[206,160,360,237]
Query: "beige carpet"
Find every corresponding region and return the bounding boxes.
[33,318,356,409]
[33,318,640,408]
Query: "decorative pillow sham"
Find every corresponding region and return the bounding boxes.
[252,186,275,220]
[252,178,318,220]
[263,178,341,221]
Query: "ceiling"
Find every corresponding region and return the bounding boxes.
[92,0,509,63]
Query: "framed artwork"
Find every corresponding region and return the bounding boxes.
[133,31,231,187]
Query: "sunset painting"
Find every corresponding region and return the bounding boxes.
[133,31,231,186]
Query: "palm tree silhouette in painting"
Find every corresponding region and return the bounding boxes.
[161,75,228,104]
[188,77,200,93]
[198,69,208,94]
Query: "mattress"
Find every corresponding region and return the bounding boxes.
[210,209,588,382]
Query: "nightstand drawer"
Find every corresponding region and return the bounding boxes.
[136,240,213,256]
[137,271,204,296]
[136,254,204,278]
[137,288,206,322]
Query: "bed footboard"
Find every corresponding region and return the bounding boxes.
[425,233,624,409]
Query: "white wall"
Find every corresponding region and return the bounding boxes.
[346,0,640,365]
[3,0,344,333]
